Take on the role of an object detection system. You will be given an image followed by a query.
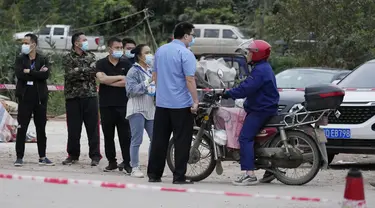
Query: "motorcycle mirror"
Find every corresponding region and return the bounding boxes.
[217,69,224,79]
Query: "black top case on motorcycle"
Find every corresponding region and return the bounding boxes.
[304,84,345,111]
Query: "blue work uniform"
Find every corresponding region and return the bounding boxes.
[227,60,279,170]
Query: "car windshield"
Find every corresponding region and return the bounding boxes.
[338,62,374,88]
[276,69,336,88]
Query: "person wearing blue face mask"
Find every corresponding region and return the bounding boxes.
[122,38,137,64]
[125,44,164,178]
[95,37,133,173]
[62,32,102,167]
[147,22,198,184]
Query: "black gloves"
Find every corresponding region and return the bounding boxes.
[218,91,231,99]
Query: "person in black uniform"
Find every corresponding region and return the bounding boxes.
[96,37,133,174]
[122,38,136,64]
[14,33,54,167]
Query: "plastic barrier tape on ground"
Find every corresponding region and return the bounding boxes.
[0,173,341,205]
[0,84,375,92]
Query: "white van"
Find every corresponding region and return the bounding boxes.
[191,24,251,56]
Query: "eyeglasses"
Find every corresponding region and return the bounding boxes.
[188,33,196,38]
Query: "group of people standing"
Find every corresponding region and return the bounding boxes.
[14,22,199,184]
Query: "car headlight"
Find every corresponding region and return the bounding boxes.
[289,103,305,113]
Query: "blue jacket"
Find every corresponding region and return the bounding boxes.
[228,61,279,115]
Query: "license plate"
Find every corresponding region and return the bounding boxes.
[323,128,351,139]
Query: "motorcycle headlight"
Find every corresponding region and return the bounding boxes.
[289,103,305,113]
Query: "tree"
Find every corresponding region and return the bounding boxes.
[267,0,375,69]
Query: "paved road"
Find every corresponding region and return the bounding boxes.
[1,120,375,207]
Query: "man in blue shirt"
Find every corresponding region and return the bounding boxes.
[147,22,199,184]
[221,39,280,186]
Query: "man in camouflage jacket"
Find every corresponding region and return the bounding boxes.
[62,32,101,166]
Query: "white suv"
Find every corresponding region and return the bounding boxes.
[323,60,375,163]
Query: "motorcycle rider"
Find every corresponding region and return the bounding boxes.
[220,39,279,186]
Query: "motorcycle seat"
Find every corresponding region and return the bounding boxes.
[265,113,288,127]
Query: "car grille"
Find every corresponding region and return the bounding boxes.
[328,106,375,124]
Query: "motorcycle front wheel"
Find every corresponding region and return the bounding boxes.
[269,130,321,185]
[166,129,216,182]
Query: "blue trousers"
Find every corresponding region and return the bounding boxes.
[239,112,273,171]
[128,113,153,168]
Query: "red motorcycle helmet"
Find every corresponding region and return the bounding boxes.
[244,39,271,62]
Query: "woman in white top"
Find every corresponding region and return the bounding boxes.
[125,44,156,178]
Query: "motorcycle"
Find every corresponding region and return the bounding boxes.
[166,71,345,185]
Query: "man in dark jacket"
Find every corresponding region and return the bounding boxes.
[62,32,102,166]
[221,39,279,186]
[122,38,136,64]
[14,33,53,167]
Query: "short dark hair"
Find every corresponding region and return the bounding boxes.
[71,32,85,46]
[173,22,194,39]
[107,37,122,47]
[122,38,136,46]
[25,33,38,45]
[131,44,147,62]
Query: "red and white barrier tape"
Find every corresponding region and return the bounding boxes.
[0,172,341,205]
[0,84,374,92]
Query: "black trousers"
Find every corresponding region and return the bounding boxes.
[66,97,101,160]
[15,96,48,159]
[100,106,131,164]
[147,107,194,182]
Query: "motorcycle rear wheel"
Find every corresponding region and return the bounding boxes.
[269,130,321,185]
[166,129,216,182]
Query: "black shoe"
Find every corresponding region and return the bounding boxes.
[91,158,100,166]
[14,158,23,167]
[148,178,162,183]
[103,162,118,172]
[62,157,78,165]
[259,171,275,183]
[173,180,194,185]
[118,162,132,174]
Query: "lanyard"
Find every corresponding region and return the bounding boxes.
[135,65,152,78]
[30,61,35,70]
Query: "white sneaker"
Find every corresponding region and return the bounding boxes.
[131,167,144,178]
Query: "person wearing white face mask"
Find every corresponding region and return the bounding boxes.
[122,38,137,64]
[125,44,162,178]
[14,33,53,167]
[95,37,133,173]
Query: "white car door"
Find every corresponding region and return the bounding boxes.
[50,26,66,49]
[220,29,239,53]
[202,28,221,54]
[37,27,52,49]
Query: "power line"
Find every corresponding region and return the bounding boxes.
[108,17,147,38]
[71,9,147,31]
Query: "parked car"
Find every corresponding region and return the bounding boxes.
[191,24,251,57]
[13,24,105,51]
[275,60,375,164]
[322,59,375,163]
[276,67,350,89]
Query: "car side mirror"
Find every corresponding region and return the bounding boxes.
[232,34,238,39]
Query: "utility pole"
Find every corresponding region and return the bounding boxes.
[144,8,158,51]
